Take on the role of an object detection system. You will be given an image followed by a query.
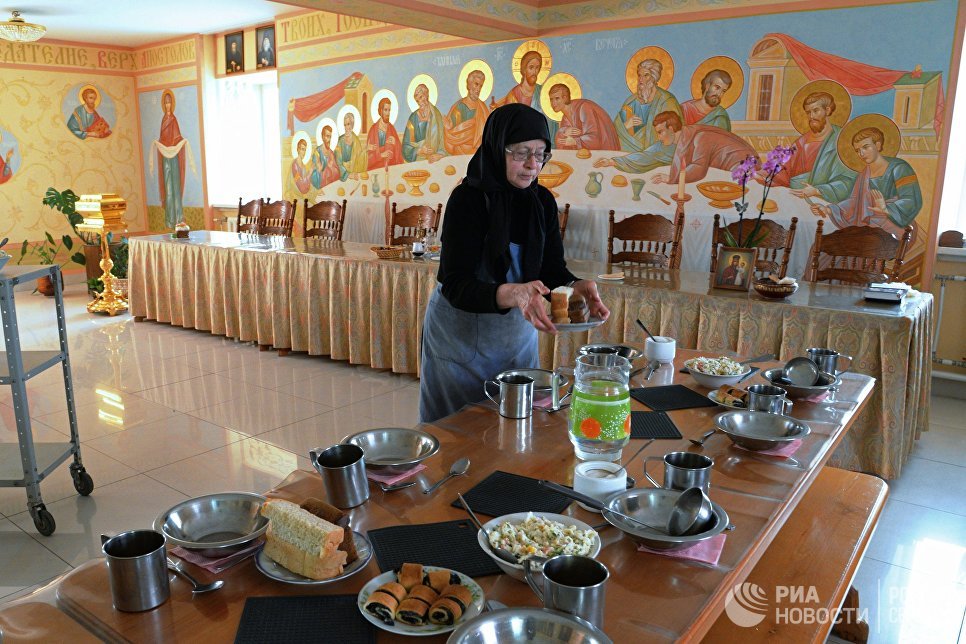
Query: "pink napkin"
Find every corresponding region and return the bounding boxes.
[737,439,802,458]
[802,391,829,403]
[637,533,726,565]
[367,464,426,485]
[170,537,264,573]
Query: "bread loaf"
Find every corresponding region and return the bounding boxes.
[550,286,572,324]
[567,293,589,323]
[260,499,347,580]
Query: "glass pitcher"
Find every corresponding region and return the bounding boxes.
[567,353,631,461]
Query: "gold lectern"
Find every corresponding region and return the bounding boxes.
[76,193,128,316]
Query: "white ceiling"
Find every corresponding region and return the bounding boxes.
[4,1,295,48]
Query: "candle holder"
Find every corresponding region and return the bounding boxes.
[87,232,128,316]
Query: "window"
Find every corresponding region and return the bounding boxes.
[756,75,774,121]
[206,70,281,206]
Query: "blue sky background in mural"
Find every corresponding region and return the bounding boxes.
[60,83,117,137]
[280,0,957,136]
[138,86,204,207]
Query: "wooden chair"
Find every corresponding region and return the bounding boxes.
[260,199,297,237]
[558,203,571,242]
[303,199,347,240]
[710,215,798,279]
[804,222,913,285]
[607,210,684,268]
[237,198,261,233]
[388,202,442,246]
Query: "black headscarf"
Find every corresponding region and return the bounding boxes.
[464,104,551,284]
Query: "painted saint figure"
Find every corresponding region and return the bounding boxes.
[290,137,313,195]
[649,112,757,184]
[226,38,243,73]
[681,69,733,131]
[152,90,188,229]
[336,111,367,181]
[720,254,741,286]
[311,125,340,190]
[444,70,490,155]
[258,35,275,68]
[403,83,446,163]
[548,84,620,151]
[366,97,403,170]
[811,126,922,240]
[614,59,682,153]
[0,132,14,185]
[492,50,543,108]
[770,91,855,202]
[67,86,111,140]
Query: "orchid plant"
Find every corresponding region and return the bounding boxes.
[723,145,796,248]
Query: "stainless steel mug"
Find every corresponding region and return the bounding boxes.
[807,347,853,375]
[484,373,534,419]
[101,529,170,612]
[525,555,609,629]
[643,451,713,492]
[310,443,370,508]
[746,384,793,414]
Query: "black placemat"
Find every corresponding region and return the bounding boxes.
[630,384,718,411]
[367,519,502,577]
[235,595,375,644]
[630,411,683,439]
[451,470,573,517]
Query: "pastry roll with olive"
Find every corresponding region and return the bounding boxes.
[428,583,473,625]
[424,569,460,593]
[397,562,424,591]
[364,581,406,625]
[395,584,438,626]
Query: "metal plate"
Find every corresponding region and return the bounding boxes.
[342,427,440,472]
[782,357,819,386]
[554,318,605,332]
[255,531,372,585]
[448,608,612,644]
[603,488,729,551]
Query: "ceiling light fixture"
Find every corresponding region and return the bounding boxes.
[0,10,46,43]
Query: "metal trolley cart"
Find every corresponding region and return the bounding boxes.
[0,264,93,535]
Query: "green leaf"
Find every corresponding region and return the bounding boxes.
[20,240,29,257]
[71,251,86,266]
[45,232,54,245]
[62,235,73,250]
[746,230,768,248]
[722,229,738,247]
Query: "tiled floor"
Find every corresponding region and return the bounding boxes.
[0,286,963,643]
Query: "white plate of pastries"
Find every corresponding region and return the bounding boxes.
[359,563,484,635]
[549,285,605,332]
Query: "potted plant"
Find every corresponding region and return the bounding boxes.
[18,188,87,295]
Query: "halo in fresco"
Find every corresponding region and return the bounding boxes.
[370,89,399,125]
[689,56,744,109]
[316,117,338,150]
[337,104,363,135]
[77,84,102,107]
[291,131,312,162]
[511,40,552,85]
[789,79,852,135]
[540,73,582,122]
[837,113,902,173]
[160,89,177,112]
[407,74,439,112]
[458,59,494,101]
[624,46,674,93]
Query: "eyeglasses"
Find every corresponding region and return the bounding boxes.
[505,147,552,163]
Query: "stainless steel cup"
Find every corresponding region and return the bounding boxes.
[484,373,534,419]
[101,529,170,612]
[310,443,370,508]
[746,384,794,414]
[807,347,853,375]
[643,451,713,493]
[525,555,609,629]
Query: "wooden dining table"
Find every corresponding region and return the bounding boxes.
[4,350,876,643]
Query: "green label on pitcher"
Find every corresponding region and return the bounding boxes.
[569,383,631,441]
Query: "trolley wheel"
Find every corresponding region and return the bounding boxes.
[73,470,94,496]
[33,508,56,536]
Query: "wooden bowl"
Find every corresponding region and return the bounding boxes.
[753,279,799,299]
[371,245,405,259]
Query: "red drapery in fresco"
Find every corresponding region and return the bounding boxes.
[764,33,945,133]
[287,72,363,134]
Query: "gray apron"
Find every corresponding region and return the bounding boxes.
[419,243,538,422]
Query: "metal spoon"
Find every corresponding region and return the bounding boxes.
[635,318,656,341]
[457,493,518,566]
[167,557,223,594]
[690,429,718,447]
[423,457,470,495]
[379,481,416,492]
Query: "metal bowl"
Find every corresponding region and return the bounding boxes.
[341,427,439,474]
[761,368,840,399]
[448,607,612,644]
[603,488,728,551]
[496,368,570,394]
[154,492,268,557]
[578,343,644,362]
[714,410,811,450]
[477,512,601,581]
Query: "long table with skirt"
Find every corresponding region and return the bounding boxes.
[129,231,931,479]
[1,353,877,642]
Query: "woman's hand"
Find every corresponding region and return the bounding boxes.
[573,280,610,322]
[496,281,555,334]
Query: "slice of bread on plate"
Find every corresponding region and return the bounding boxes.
[261,498,348,579]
